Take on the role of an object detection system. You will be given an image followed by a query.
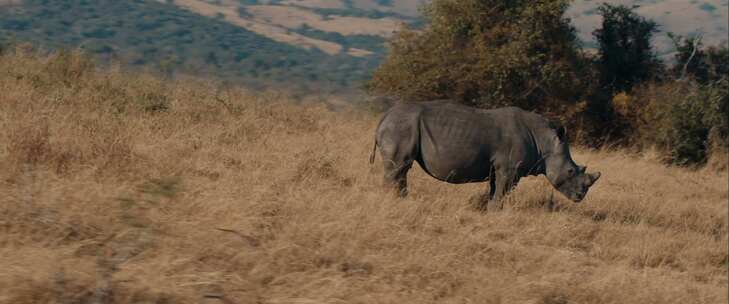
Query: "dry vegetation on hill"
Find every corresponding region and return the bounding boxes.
[1,49,727,304]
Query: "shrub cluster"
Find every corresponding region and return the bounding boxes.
[368,0,586,111]
[368,1,728,167]
[619,80,728,166]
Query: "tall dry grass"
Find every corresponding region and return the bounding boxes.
[0,48,727,304]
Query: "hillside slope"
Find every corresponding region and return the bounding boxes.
[1,49,727,303]
[0,0,384,92]
[568,0,729,53]
[1,0,726,92]
[165,0,729,56]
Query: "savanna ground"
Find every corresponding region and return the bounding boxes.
[0,50,727,304]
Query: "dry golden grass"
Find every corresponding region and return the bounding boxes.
[0,49,727,304]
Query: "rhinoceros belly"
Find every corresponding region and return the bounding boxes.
[416,112,497,184]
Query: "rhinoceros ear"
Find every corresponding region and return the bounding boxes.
[556,125,567,142]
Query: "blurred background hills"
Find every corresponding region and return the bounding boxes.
[0,0,726,93]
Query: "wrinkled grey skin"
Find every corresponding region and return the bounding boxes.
[369,101,601,211]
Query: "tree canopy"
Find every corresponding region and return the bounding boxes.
[367,0,587,111]
[593,3,662,93]
[668,33,729,83]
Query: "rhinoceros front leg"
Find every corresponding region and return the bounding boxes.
[486,167,520,211]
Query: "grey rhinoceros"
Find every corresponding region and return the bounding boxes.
[369,100,601,211]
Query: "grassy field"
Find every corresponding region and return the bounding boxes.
[0,50,727,304]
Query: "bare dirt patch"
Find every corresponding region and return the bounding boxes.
[162,0,406,56]
[246,4,401,36]
[280,0,346,10]
[163,0,345,55]
[0,0,22,6]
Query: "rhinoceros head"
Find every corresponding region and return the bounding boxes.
[553,165,601,202]
[546,126,601,202]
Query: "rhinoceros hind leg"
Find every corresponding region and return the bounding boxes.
[383,160,412,198]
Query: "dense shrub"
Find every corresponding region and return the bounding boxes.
[626,79,728,165]
[669,33,729,84]
[663,80,728,165]
[593,3,662,94]
[367,0,588,112]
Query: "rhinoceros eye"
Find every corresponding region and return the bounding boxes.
[567,168,575,176]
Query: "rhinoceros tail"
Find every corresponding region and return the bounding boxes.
[369,139,377,164]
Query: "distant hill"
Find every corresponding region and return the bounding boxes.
[568,0,729,56]
[1,0,726,92]
[161,0,728,57]
[0,0,397,92]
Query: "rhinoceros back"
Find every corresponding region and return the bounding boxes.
[376,101,545,184]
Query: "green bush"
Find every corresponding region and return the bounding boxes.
[634,79,728,165]
[669,33,729,84]
[367,0,587,112]
[593,3,662,94]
